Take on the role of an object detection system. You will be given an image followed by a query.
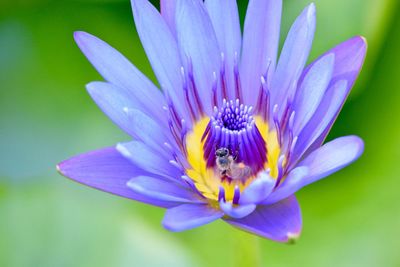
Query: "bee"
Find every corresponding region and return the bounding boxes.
[215,147,252,180]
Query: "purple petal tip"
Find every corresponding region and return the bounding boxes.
[287,231,301,244]
[85,82,98,95]
[73,31,98,49]
[358,36,368,50]
[352,135,365,158]
[56,163,64,176]
[73,31,86,42]
[56,159,72,178]
[307,3,316,19]
[56,159,76,181]
[352,35,368,53]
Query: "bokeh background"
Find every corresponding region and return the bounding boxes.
[1,0,400,266]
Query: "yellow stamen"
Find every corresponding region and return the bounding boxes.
[185,116,281,202]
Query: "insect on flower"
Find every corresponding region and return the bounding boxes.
[215,146,252,180]
[58,0,366,242]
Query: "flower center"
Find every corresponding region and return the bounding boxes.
[202,99,267,177]
[183,101,281,202]
[215,99,254,131]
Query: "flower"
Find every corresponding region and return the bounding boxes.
[57,0,366,242]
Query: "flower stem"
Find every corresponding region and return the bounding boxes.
[234,230,263,267]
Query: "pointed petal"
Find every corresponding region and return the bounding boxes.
[73,31,165,120]
[291,80,348,165]
[240,0,282,106]
[301,36,367,89]
[297,36,367,154]
[123,108,174,156]
[298,135,364,181]
[219,201,256,219]
[86,82,168,142]
[271,3,316,114]
[293,53,335,134]
[57,147,174,208]
[86,81,146,136]
[205,0,241,99]
[127,176,201,204]
[225,196,302,242]
[162,204,223,231]
[239,171,275,205]
[262,167,308,205]
[116,141,182,182]
[160,0,177,35]
[175,0,220,114]
[266,136,364,204]
[131,0,189,122]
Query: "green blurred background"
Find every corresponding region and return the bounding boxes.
[1,0,400,266]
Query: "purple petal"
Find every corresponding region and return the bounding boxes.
[162,204,223,232]
[291,80,348,165]
[123,108,175,157]
[239,171,275,205]
[297,36,367,154]
[225,196,302,242]
[240,0,282,106]
[131,0,189,122]
[271,3,316,114]
[175,0,220,114]
[219,201,256,219]
[87,81,147,136]
[266,135,364,204]
[57,147,175,208]
[262,167,308,205]
[293,53,335,135]
[116,141,182,183]
[298,135,364,180]
[86,82,169,144]
[160,0,177,36]
[205,0,241,99]
[73,31,165,120]
[127,176,202,204]
[301,36,367,89]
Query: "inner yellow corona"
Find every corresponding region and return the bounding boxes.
[185,117,281,202]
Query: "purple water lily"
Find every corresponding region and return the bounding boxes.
[58,0,366,242]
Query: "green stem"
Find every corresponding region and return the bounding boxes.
[234,231,263,267]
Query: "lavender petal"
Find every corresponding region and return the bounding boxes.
[297,36,367,157]
[123,108,177,157]
[175,0,220,115]
[205,0,241,100]
[239,171,275,205]
[225,196,302,242]
[162,204,224,232]
[219,201,256,219]
[290,79,348,166]
[240,0,282,107]
[86,81,167,137]
[160,0,177,36]
[131,0,189,123]
[57,147,175,208]
[265,136,364,204]
[271,3,316,116]
[116,141,183,183]
[127,176,203,204]
[292,53,335,135]
[73,31,165,121]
